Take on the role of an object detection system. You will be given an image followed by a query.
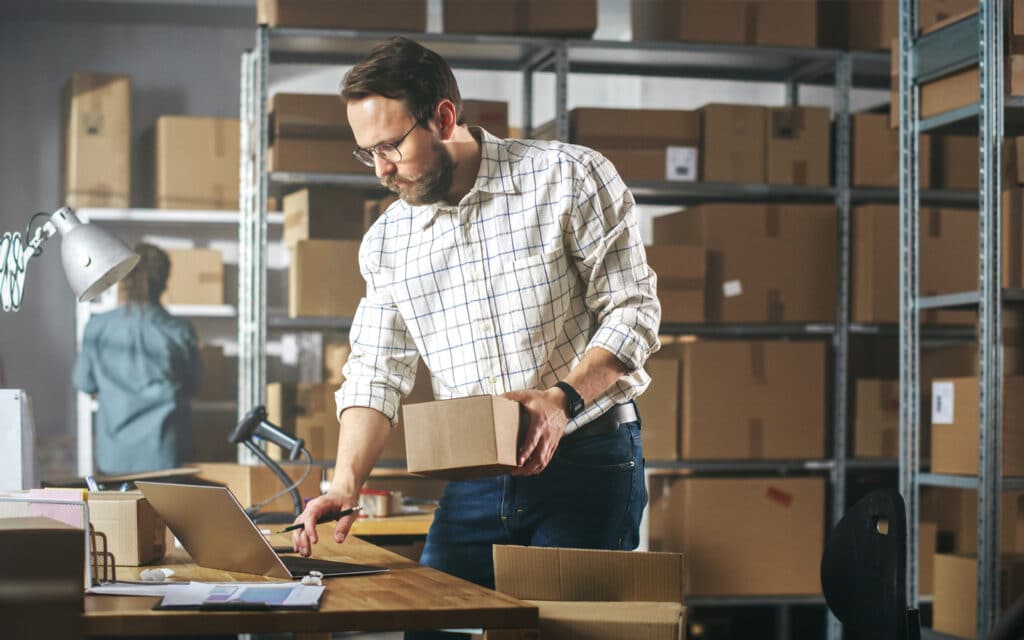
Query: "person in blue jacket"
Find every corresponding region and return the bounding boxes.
[73,243,202,474]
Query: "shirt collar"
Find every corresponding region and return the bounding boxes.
[413,126,518,230]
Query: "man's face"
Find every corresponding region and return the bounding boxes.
[347,95,454,206]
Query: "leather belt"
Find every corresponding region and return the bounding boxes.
[563,401,639,442]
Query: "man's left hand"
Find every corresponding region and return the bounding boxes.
[502,388,569,476]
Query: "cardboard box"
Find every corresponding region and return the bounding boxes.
[271,93,350,140]
[653,204,837,322]
[88,491,166,566]
[567,108,701,149]
[853,379,899,458]
[751,0,845,49]
[645,244,705,323]
[921,521,938,596]
[930,376,1024,476]
[296,412,339,460]
[933,553,1024,639]
[257,0,427,30]
[283,187,373,249]
[852,204,1024,324]
[196,344,233,402]
[932,135,977,190]
[765,106,830,186]
[919,0,979,33]
[600,148,699,183]
[633,0,752,44]
[161,248,224,306]
[379,359,436,461]
[403,396,520,479]
[268,137,368,174]
[648,476,825,595]
[921,487,1024,555]
[493,545,686,640]
[636,353,680,461]
[444,0,597,36]
[848,0,897,51]
[463,99,510,138]
[680,340,826,460]
[61,72,131,208]
[193,462,323,514]
[288,240,363,318]
[323,341,350,385]
[852,112,932,188]
[0,517,84,639]
[154,116,239,210]
[701,104,767,184]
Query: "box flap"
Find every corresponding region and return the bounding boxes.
[493,545,685,603]
[527,600,684,640]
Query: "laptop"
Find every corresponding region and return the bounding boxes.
[136,481,388,580]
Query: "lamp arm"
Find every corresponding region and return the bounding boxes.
[1,218,57,312]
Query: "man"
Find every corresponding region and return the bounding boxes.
[73,243,202,474]
[292,36,660,590]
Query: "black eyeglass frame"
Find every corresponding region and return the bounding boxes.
[352,120,421,168]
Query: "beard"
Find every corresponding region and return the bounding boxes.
[382,137,455,206]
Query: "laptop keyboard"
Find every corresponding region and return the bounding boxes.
[279,554,387,578]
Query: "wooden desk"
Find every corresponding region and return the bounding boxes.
[84,526,536,637]
[350,510,435,537]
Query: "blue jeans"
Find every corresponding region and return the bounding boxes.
[407,418,646,637]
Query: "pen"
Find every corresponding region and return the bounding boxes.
[275,506,363,534]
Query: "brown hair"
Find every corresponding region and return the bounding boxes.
[341,36,464,127]
[121,243,170,306]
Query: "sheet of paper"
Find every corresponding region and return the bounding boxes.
[159,581,324,609]
[88,582,190,597]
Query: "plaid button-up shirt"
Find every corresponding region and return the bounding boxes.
[336,128,661,434]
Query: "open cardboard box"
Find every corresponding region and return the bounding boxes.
[488,545,686,640]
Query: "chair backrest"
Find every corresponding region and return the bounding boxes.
[821,489,908,640]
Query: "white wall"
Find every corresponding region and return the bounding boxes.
[0,0,888,481]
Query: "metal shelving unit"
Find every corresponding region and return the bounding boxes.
[237,27,966,640]
[898,1,1011,637]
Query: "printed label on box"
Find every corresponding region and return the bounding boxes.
[932,381,954,425]
[723,280,743,298]
[665,146,698,182]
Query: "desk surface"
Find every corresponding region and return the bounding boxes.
[84,526,535,637]
[350,510,435,536]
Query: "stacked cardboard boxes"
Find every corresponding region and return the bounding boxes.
[269,93,362,174]
[61,72,131,208]
[288,239,362,318]
[644,244,705,323]
[653,204,838,323]
[852,112,932,188]
[545,107,701,183]
[637,340,826,462]
[852,200,1024,324]
[632,0,844,49]
[444,0,597,36]
[257,0,427,30]
[88,491,166,566]
[462,100,511,138]
[700,104,767,184]
[929,375,1024,476]
[853,379,899,458]
[152,116,239,210]
[648,476,825,595]
[764,106,831,186]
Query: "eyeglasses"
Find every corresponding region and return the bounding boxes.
[352,121,420,168]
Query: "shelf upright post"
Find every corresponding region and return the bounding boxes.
[825,50,854,640]
[554,42,569,142]
[238,26,271,463]
[898,0,922,615]
[977,0,1005,633]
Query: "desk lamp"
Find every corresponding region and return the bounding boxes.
[0,207,138,490]
[229,406,311,524]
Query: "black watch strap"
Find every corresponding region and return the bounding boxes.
[554,381,585,419]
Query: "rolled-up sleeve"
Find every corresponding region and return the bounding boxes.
[567,151,661,372]
[334,228,420,426]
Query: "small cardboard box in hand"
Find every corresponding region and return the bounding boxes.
[403,395,522,480]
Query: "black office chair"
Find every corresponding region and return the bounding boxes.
[821,489,921,640]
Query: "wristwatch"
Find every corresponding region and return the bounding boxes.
[554,381,585,419]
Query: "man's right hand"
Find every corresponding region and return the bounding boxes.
[291,490,360,557]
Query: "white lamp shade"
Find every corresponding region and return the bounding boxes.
[50,209,139,302]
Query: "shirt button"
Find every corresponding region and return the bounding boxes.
[488,376,497,385]
[480,321,492,333]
